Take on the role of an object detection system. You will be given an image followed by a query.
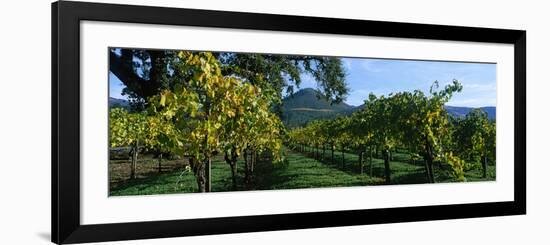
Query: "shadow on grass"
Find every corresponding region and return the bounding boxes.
[110,171,184,195]
[390,170,429,184]
[255,150,386,190]
[291,147,431,185]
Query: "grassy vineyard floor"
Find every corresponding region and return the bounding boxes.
[297,146,495,184]
[109,147,496,196]
[254,151,384,190]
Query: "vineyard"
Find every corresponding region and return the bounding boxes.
[108,49,496,196]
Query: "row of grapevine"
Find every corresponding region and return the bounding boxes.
[110,51,284,192]
[288,80,496,183]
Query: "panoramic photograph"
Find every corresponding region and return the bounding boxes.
[108,48,496,196]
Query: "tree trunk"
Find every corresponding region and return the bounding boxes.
[331,144,335,165]
[205,157,211,192]
[254,151,259,172]
[425,155,434,182]
[224,150,239,191]
[202,130,211,192]
[341,145,345,169]
[244,149,254,188]
[359,151,364,174]
[483,154,488,178]
[196,169,206,192]
[130,141,139,179]
[203,95,212,192]
[191,157,206,193]
[230,159,238,189]
[369,147,373,176]
[384,149,391,184]
[244,150,249,184]
[423,159,431,183]
[424,137,436,183]
[426,156,435,183]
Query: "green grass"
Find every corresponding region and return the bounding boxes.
[297,145,496,184]
[110,159,247,196]
[254,152,384,190]
[110,146,496,196]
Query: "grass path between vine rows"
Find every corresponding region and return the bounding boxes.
[109,147,495,196]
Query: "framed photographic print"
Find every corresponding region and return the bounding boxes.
[52,1,526,244]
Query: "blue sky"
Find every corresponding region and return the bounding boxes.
[110,57,496,108]
[109,72,127,100]
[298,58,496,107]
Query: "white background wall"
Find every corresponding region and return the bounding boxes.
[0,0,547,244]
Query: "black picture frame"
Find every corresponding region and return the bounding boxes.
[52,1,526,244]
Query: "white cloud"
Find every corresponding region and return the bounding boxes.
[462,82,496,91]
[342,59,352,72]
[447,96,496,107]
[359,60,384,73]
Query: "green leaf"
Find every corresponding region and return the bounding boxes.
[160,94,166,106]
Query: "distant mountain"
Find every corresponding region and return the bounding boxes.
[445,106,496,120]
[109,97,130,109]
[281,88,355,128]
[283,88,354,111]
